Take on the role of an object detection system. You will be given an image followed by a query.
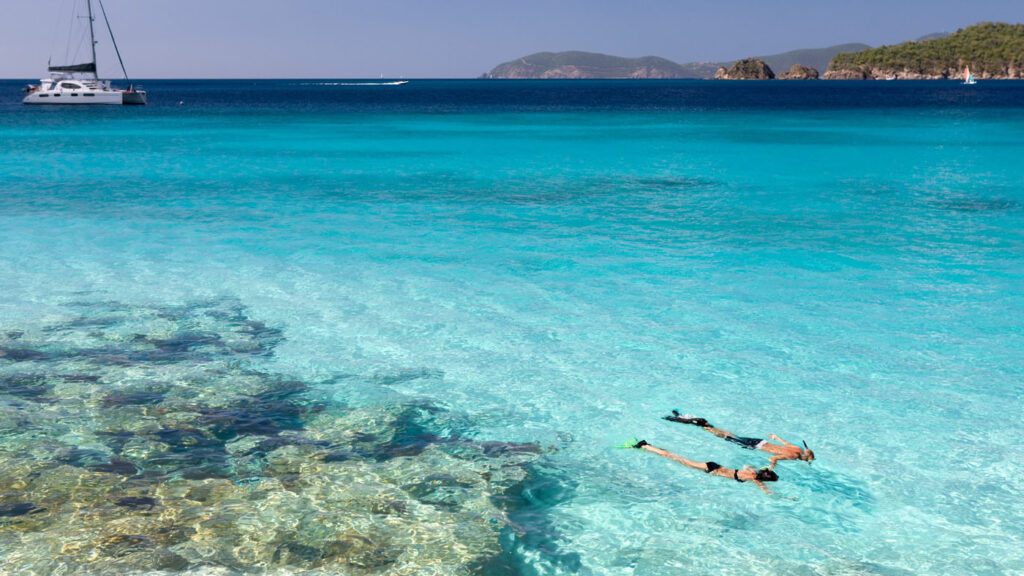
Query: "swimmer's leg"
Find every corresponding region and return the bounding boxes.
[663,410,711,427]
[632,440,710,471]
[662,412,737,441]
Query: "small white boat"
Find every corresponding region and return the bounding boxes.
[962,66,977,85]
[23,0,145,106]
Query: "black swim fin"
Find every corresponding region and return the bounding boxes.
[663,410,710,427]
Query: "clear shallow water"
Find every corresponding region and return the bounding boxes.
[1,80,1023,575]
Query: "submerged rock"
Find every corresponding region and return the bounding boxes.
[0,374,51,401]
[90,458,139,476]
[0,502,41,517]
[199,383,310,440]
[114,496,157,510]
[102,390,166,407]
[0,347,49,361]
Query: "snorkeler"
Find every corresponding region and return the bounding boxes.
[626,439,778,494]
[664,411,814,468]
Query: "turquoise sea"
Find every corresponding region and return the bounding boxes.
[1,80,1022,575]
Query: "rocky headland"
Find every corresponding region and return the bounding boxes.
[778,64,820,79]
[714,58,775,80]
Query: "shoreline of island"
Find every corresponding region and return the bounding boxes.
[481,22,1024,81]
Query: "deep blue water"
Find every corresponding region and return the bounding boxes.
[1,79,1023,575]
[8,78,1024,112]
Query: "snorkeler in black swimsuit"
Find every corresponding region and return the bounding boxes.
[628,440,778,493]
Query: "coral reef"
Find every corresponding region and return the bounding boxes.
[0,300,550,575]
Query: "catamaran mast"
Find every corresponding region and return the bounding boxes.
[97,0,131,83]
[86,0,99,80]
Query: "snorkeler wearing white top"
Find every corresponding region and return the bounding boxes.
[664,411,815,469]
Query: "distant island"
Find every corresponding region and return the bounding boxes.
[480,51,713,79]
[482,22,1023,80]
[482,44,868,80]
[825,22,1024,79]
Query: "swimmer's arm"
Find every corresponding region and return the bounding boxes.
[752,480,772,495]
[768,455,783,469]
[768,433,796,448]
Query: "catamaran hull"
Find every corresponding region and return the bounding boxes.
[23,91,146,105]
[122,91,146,105]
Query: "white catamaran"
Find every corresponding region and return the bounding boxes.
[23,0,146,105]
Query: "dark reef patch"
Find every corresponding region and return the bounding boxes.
[96,430,137,454]
[148,453,233,480]
[633,176,715,189]
[935,197,1020,213]
[60,448,139,476]
[0,347,50,362]
[272,542,324,565]
[90,458,140,476]
[251,435,330,458]
[359,405,442,461]
[199,380,311,440]
[115,496,157,510]
[0,374,51,401]
[60,373,101,383]
[142,428,232,480]
[479,441,544,458]
[0,502,42,517]
[154,427,223,452]
[102,390,167,407]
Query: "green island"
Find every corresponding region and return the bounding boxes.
[826,22,1024,79]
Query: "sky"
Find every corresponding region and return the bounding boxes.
[1,0,1021,79]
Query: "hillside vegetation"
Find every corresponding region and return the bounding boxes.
[828,23,1024,79]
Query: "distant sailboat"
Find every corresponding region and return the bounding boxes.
[23,0,145,105]
[963,66,977,85]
